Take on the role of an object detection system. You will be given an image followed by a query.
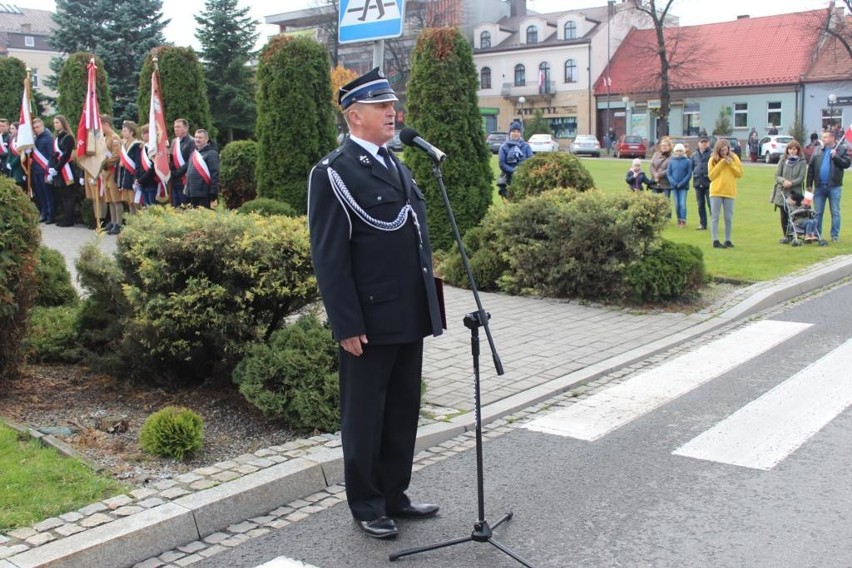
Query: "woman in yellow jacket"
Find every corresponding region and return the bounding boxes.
[708,138,744,248]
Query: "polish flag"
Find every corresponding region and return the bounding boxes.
[75,58,108,179]
[16,75,34,151]
[148,62,171,201]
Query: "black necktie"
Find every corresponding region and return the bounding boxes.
[377,146,400,186]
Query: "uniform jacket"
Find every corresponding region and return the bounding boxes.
[307,137,444,345]
[184,143,219,198]
[708,153,743,198]
[666,154,693,190]
[32,129,54,175]
[170,135,194,184]
[806,144,851,189]
[691,148,712,189]
[49,131,76,186]
[625,169,652,191]
[0,132,9,173]
[116,139,142,190]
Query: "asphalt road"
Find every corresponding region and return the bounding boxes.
[202,281,852,568]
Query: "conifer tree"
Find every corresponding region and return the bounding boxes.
[137,47,215,140]
[0,58,26,121]
[56,53,113,129]
[255,35,336,211]
[195,0,258,146]
[405,27,493,251]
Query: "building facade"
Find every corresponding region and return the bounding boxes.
[0,5,59,100]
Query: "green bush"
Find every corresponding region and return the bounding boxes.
[0,178,40,378]
[440,224,507,292]
[110,206,318,386]
[233,314,339,432]
[220,140,258,209]
[509,152,595,200]
[23,305,85,363]
[36,246,78,307]
[623,239,706,302]
[139,406,204,460]
[237,197,297,218]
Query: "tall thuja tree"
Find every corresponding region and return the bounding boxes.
[0,58,26,120]
[137,47,215,139]
[405,27,493,251]
[195,0,258,146]
[255,35,336,211]
[56,53,113,129]
[49,0,167,122]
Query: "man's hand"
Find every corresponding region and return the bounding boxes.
[340,335,368,357]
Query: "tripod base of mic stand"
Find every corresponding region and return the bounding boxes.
[389,511,537,567]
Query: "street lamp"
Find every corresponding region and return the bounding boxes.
[518,96,526,129]
[622,96,630,136]
[829,93,837,130]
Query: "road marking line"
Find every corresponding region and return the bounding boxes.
[673,337,852,470]
[256,557,321,568]
[523,320,811,441]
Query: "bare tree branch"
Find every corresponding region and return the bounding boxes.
[628,0,676,137]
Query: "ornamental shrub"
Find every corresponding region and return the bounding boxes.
[509,152,595,201]
[255,35,336,211]
[238,197,297,218]
[36,246,78,307]
[0,178,40,378]
[439,223,507,292]
[220,139,258,209]
[139,406,204,461]
[233,313,339,432]
[623,240,706,302]
[24,305,85,364]
[113,206,317,386]
[405,27,493,251]
[0,57,27,121]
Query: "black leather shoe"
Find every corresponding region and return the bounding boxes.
[356,516,398,539]
[389,503,440,519]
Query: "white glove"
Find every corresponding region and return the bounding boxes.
[105,151,113,159]
[5,163,10,171]
[46,174,53,183]
[48,167,57,177]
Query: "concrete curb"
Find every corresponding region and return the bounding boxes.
[5,257,852,567]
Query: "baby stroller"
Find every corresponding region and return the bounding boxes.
[782,192,819,246]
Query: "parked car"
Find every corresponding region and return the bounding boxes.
[528,133,560,153]
[709,135,742,158]
[389,130,403,152]
[570,134,601,157]
[486,131,508,154]
[614,135,646,159]
[759,135,793,163]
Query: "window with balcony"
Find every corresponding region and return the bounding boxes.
[526,25,538,44]
[564,59,577,83]
[480,31,491,49]
[480,67,491,89]
[538,62,550,93]
[564,21,576,40]
[514,64,525,86]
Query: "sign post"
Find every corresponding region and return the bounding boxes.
[339,0,406,67]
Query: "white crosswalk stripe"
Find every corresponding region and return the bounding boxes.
[255,557,321,568]
[523,320,812,441]
[673,337,852,470]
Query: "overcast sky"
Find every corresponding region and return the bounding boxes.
[25,0,842,50]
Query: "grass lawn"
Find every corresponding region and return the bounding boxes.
[488,154,852,282]
[0,423,126,531]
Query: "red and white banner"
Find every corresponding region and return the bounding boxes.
[31,146,49,171]
[148,65,171,199]
[16,76,34,152]
[76,58,108,179]
[191,150,211,185]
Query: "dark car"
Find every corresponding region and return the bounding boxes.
[614,134,647,159]
[486,131,508,154]
[709,136,742,158]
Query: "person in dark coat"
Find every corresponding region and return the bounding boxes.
[49,115,79,227]
[183,129,219,209]
[31,117,55,223]
[806,129,851,245]
[0,118,10,176]
[497,121,532,197]
[691,137,712,230]
[169,118,194,207]
[307,67,444,540]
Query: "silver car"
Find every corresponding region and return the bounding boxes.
[570,134,601,157]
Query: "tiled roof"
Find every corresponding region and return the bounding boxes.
[0,5,56,35]
[804,18,852,82]
[596,9,828,95]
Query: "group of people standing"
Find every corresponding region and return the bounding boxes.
[2,114,220,232]
[632,135,743,248]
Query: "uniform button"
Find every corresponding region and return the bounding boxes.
[369,295,374,300]
[377,196,382,201]
[422,267,427,273]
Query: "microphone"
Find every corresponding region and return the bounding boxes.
[399,128,446,163]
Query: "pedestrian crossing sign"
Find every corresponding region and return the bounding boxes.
[339,0,405,44]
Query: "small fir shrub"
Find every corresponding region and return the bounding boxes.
[24,305,85,363]
[623,240,706,302]
[36,246,79,307]
[233,314,339,433]
[139,406,204,460]
[440,224,507,291]
[509,152,595,200]
[0,178,40,378]
[220,140,258,209]
[238,197,297,217]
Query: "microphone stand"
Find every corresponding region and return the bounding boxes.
[389,157,537,567]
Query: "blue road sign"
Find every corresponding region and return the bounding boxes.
[339,0,405,44]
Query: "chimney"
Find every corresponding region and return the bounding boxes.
[20,23,31,32]
[736,15,749,20]
[510,0,526,18]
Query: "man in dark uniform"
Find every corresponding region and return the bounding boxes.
[307,67,444,540]
[169,118,194,207]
